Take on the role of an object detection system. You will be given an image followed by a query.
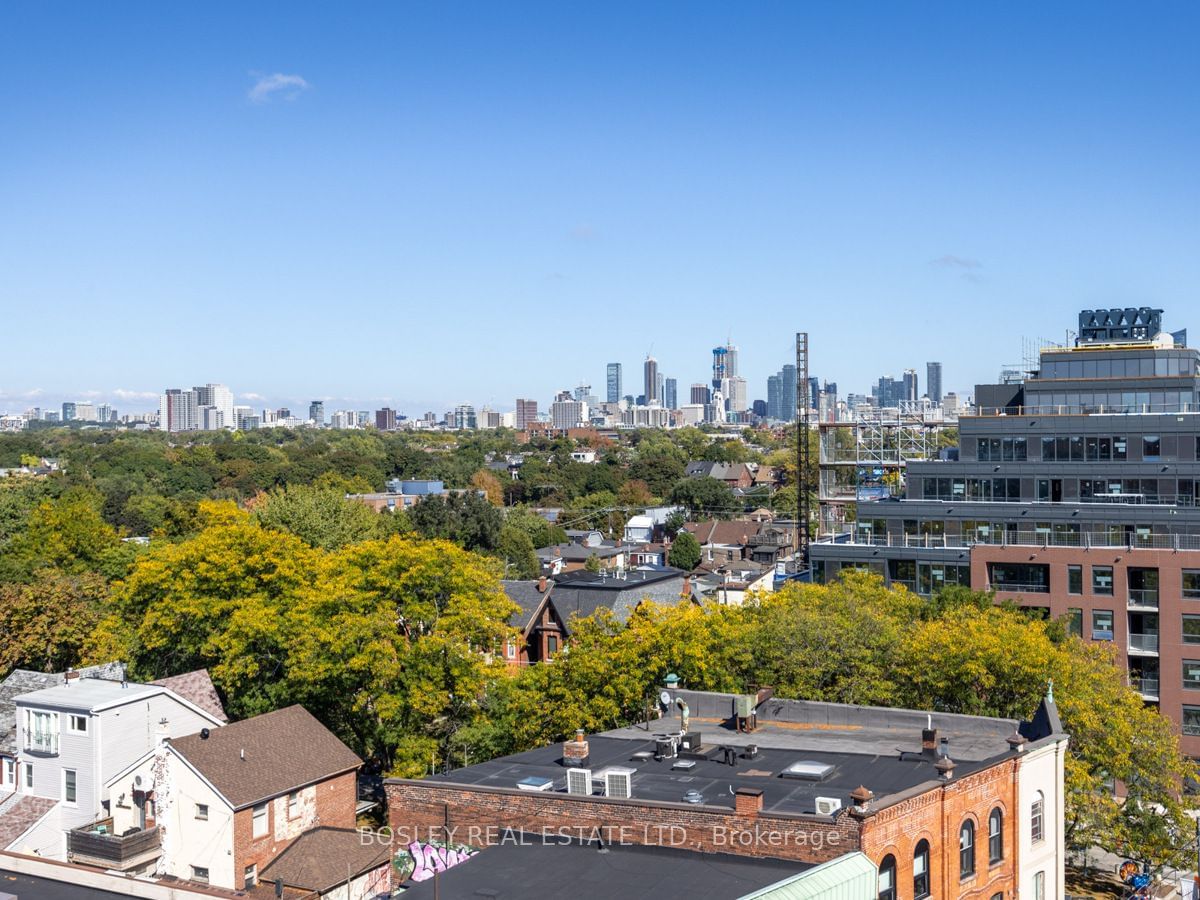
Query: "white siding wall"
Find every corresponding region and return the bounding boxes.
[98,693,216,783]
[1018,738,1067,900]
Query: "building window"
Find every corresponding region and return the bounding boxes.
[1143,435,1161,460]
[959,819,976,878]
[191,866,210,884]
[1185,616,1200,644]
[546,635,559,658]
[63,769,77,805]
[244,864,257,889]
[1031,792,1045,843]
[505,640,516,659]
[195,803,208,820]
[24,709,58,754]
[2,758,13,786]
[1184,706,1200,736]
[1065,608,1083,637]
[1184,571,1200,600]
[287,791,300,818]
[877,854,896,900]
[252,802,268,837]
[1092,566,1114,595]
[988,807,1003,862]
[24,764,33,790]
[1067,565,1083,594]
[1034,871,1046,900]
[913,839,930,898]
[1184,661,1200,691]
[67,715,88,734]
[1091,610,1114,641]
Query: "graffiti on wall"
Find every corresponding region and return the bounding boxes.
[394,839,477,883]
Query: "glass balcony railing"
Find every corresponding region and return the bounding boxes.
[1127,590,1160,609]
[1128,633,1160,653]
[1131,676,1160,699]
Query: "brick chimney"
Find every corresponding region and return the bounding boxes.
[921,718,937,756]
[538,575,547,593]
[734,787,763,817]
[935,756,955,780]
[681,575,692,598]
[65,668,79,682]
[562,729,590,767]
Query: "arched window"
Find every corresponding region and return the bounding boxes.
[1031,791,1045,843]
[913,840,931,898]
[877,854,896,900]
[988,807,1003,862]
[960,819,976,878]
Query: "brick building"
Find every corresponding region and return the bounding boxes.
[386,687,1067,899]
[106,705,362,891]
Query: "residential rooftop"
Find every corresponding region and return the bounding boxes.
[12,678,162,712]
[419,688,1060,818]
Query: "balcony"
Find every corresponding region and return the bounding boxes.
[24,733,58,755]
[990,582,1051,595]
[1127,590,1159,611]
[67,819,161,871]
[1130,676,1160,701]
[1128,633,1160,655]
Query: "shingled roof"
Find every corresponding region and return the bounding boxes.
[151,669,227,723]
[260,827,391,893]
[170,705,360,810]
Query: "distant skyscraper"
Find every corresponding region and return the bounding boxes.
[453,404,477,429]
[664,377,678,410]
[926,361,943,403]
[606,363,622,404]
[644,356,659,405]
[767,374,782,421]
[194,384,234,428]
[690,383,710,406]
[159,388,200,432]
[808,377,820,412]
[550,391,585,430]
[766,364,798,421]
[61,402,76,422]
[515,398,538,430]
[574,384,591,403]
[723,376,748,413]
[711,343,738,390]
[375,407,397,431]
[902,369,919,404]
[752,399,767,418]
[308,400,325,424]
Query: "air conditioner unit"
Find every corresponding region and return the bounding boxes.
[605,768,633,799]
[566,768,593,796]
[815,796,842,816]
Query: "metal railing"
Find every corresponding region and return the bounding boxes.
[820,530,1200,552]
[969,403,1200,418]
[991,581,1051,594]
[1128,633,1160,653]
[1127,589,1160,609]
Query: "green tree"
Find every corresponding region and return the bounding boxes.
[253,484,385,550]
[668,477,737,518]
[0,573,108,672]
[496,525,539,579]
[667,531,701,570]
[408,492,502,551]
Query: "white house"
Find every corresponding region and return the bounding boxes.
[1014,693,1069,900]
[3,676,222,863]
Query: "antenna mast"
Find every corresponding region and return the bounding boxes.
[796,332,811,566]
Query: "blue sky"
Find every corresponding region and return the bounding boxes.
[2,2,1198,415]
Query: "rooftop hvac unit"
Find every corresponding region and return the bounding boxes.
[566,768,593,796]
[815,796,842,815]
[605,768,633,799]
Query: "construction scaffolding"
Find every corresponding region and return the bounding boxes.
[817,402,951,536]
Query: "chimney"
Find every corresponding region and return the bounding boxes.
[935,756,955,780]
[681,576,691,598]
[538,575,547,593]
[921,717,937,756]
[849,785,873,814]
[65,668,79,682]
[1007,732,1028,753]
[562,729,590,768]
[734,787,763,817]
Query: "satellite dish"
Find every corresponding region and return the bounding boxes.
[659,690,671,707]
[134,775,142,786]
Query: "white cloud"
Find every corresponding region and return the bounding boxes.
[113,389,160,401]
[248,72,311,104]
[239,392,267,402]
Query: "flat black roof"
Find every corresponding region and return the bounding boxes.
[398,835,806,900]
[0,867,135,899]
[423,732,989,817]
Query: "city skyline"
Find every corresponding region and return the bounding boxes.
[3,4,1197,413]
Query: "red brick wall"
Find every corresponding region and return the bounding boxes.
[386,780,860,864]
[233,769,358,887]
[860,761,1018,900]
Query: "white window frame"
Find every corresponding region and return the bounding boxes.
[287,791,299,818]
[67,715,88,735]
[195,803,208,820]
[1034,871,1045,900]
[252,802,268,837]
[2,757,14,787]
[24,763,34,791]
[62,768,78,806]
[191,865,210,884]
[23,709,59,754]
[244,863,257,889]
[1031,792,1045,843]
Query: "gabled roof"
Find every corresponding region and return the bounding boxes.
[260,826,390,892]
[547,568,694,628]
[501,580,553,633]
[0,794,57,850]
[169,705,361,810]
[684,519,763,547]
[151,670,227,724]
